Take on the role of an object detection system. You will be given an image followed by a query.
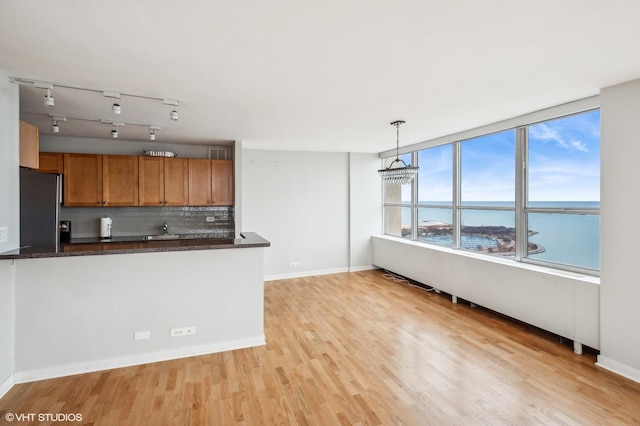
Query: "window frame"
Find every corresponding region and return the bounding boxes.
[382,106,600,276]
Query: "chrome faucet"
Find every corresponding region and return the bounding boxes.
[162,223,169,235]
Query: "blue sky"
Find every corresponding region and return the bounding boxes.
[528,109,600,201]
[414,109,600,202]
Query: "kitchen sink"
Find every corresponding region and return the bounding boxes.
[143,234,181,241]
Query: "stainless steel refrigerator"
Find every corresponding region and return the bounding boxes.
[20,167,61,247]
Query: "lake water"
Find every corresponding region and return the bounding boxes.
[404,201,600,270]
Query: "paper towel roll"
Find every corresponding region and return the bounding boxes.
[100,217,112,238]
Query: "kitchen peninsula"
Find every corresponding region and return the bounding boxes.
[0,232,270,383]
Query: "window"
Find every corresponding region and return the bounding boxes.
[383,153,413,240]
[382,108,600,275]
[525,110,600,270]
[417,145,453,246]
[460,130,516,255]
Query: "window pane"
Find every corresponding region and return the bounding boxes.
[460,209,515,255]
[461,130,515,205]
[528,110,600,206]
[417,145,452,205]
[383,153,412,204]
[384,206,412,239]
[417,207,453,247]
[527,213,600,270]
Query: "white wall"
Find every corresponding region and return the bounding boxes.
[349,153,381,270]
[242,150,350,279]
[0,261,15,397]
[0,74,19,252]
[598,77,640,382]
[39,134,227,158]
[12,248,265,382]
[0,74,18,397]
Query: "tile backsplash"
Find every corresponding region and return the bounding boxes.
[61,206,234,239]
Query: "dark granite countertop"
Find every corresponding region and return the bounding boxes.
[0,232,270,260]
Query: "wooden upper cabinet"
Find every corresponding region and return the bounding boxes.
[38,152,64,174]
[64,154,138,206]
[138,156,164,206]
[163,158,189,206]
[139,157,188,206]
[19,120,39,169]
[187,159,233,206]
[64,153,103,206]
[103,155,139,206]
[61,153,231,207]
[187,159,212,206]
[211,160,233,206]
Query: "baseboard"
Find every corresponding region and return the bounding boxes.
[349,265,378,272]
[596,355,640,384]
[265,267,349,281]
[14,335,265,384]
[0,374,14,399]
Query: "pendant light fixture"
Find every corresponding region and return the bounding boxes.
[378,120,419,185]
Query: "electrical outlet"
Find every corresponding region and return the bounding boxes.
[0,227,7,243]
[289,262,301,268]
[134,330,150,341]
[206,216,216,222]
[171,326,196,337]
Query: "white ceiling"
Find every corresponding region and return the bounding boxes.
[2,1,640,153]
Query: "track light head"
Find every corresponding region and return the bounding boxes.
[44,88,54,107]
[149,129,156,141]
[111,128,118,138]
[112,103,121,114]
[50,116,65,133]
[170,110,178,121]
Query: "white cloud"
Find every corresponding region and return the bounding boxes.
[529,123,589,153]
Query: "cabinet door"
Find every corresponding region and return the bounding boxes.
[64,153,103,206]
[103,155,139,206]
[164,158,189,206]
[38,152,64,174]
[188,159,212,206]
[211,160,233,206]
[139,156,165,206]
[19,121,39,169]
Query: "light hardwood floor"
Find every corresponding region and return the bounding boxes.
[1,270,640,425]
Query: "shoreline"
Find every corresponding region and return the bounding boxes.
[401,223,545,255]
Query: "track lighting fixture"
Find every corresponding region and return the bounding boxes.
[164,98,180,122]
[149,125,160,141]
[44,87,54,107]
[50,116,66,134]
[11,78,183,141]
